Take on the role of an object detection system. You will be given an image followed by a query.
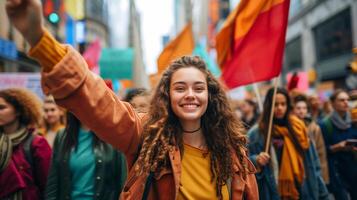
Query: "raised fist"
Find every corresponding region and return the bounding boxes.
[6,0,44,47]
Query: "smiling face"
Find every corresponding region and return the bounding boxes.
[169,67,208,125]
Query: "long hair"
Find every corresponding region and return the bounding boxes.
[258,87,304,154]
[134,56,247,198]
[0,88,42,129]
[62,112,101,153]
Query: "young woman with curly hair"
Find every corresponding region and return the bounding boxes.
[0,88,52,200]
[7,0,258,199]
[6,1,258,199]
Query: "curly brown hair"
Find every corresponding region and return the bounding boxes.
[134,56,248,198]
[0,88,42,127]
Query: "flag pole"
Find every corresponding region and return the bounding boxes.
[252,83,263,113]
[264,75,280,153]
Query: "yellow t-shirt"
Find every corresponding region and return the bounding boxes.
[178,144,229,200]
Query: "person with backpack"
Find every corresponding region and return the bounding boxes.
[319,89,357,200]
[0,88,52,199]
[5,1,259,199]
[46,112,127,200]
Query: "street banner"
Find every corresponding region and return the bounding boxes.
[99,48,134,80]
[0,73,44,99]
[216,0,290,88]
[157,22,194,73]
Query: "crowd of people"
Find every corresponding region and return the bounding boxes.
[1,0,357,199]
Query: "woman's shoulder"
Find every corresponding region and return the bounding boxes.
[31,134,50,149]
[247,125,261,140]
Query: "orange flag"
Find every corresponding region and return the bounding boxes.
[157,22,194,73]
[216,0,290,88]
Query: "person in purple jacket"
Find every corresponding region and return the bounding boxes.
[0,88,52,200]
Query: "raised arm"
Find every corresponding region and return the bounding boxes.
[6,0,142,167]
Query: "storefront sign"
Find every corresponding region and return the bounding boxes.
[0,38,17,60]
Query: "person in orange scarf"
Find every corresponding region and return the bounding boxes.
[247,87,329,200]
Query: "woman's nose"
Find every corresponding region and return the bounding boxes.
[184,89,195,99]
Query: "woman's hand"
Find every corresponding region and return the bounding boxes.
[6,0,45,47]
[330,140,352,152]
[256,152,270,167]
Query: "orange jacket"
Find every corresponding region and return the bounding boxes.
[31,36,258,199]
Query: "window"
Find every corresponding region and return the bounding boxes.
[313,8,352,62]
[285,36,302,71]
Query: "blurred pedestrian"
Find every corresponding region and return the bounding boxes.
[319,89,357,200]
[240,99,259,131]
[5,1,258,199]
[322,100,333,117]
[0,88,52,199]
[38,95,65,147]
[247,87,329,200]
[46,112,127,200]
[123,88,151,113]
[308,94,324,123]
[293,94,329,184]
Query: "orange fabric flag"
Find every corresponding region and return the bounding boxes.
[157,22,195,73]
[216,0,290,88]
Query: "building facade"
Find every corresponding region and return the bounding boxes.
[285,0,357,88]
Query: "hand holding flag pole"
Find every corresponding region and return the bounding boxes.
[264,76,280,153]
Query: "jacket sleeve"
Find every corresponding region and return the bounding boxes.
[29,32,142,168]
[244,154,259,200]
[308,143,330,200]
[312,124,330,184]
[32,136,52,199]
[45,134,60,200]
[247,127,265,179]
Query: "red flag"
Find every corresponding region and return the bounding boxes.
[216,0,290,88]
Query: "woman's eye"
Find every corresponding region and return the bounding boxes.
[195,87,204,92]
[175,87,185,92]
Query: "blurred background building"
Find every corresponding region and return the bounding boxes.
[284,0,357,89]
[1,0,356,96]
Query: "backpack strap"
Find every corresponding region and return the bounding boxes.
[23,133,35,168]
[322,117,333,143]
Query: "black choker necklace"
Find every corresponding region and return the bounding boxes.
[182,127,201,133]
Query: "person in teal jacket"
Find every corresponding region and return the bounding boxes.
[46,112,127,200]
[247,87,329,200]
